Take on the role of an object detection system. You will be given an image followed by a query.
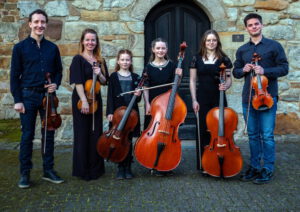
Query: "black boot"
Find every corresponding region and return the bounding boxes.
[125,163,134,179]
[116,165,125,180]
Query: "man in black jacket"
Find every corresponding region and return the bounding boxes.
[10,9,64,188]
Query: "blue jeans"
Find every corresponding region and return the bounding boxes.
[242,97,277,172]
[19,89,55,174]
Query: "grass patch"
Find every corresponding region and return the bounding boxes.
[0,119,21,142]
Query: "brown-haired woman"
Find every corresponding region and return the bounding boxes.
[69,28,109,181]
[189,29,232,175]
[106,49,141,180]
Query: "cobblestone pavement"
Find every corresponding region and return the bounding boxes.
[0,141,299,212]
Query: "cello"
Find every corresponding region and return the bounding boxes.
[251,53,274,111]
[202,63,243,177]
[96,74,147,163]
[134,42,187,172]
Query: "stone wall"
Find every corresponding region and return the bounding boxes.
[0,0,299,143]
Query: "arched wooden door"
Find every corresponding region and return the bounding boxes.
[144,0,211,139]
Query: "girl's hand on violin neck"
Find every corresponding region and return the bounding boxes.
[192,100,199,113]
[81,101,89,114]
[175,68,183,76]
[45,83,57,93]
[242,64,254,73]
[134,89,142,97]
[107,114,113,122]
[145,102,151,115]
[253,65,264,75]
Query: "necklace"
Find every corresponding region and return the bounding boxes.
[151,60,169,70]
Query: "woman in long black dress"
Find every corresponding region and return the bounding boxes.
[106,49,141,180]
[70,28,109,181]
[189,29,232,174]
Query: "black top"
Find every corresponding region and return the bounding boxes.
[69,54,109,86]
[190,55,232,104]
[143,60,176,102]
[10,36,63,103]
[233,36,289,103]
[106,71,141,136]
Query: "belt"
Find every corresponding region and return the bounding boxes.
[23,87,46,93]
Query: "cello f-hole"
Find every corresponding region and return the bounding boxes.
[147,121,160,136]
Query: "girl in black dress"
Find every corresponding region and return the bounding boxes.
[106,49,142,180]
[142,38,182,176]
[189,29,232,174]
[70,28,109,181]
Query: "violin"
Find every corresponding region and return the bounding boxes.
[202,63,243,177]
[251,53,274,111]
[42,72,62,131]
[96,74,147,163]
[77,62,101,114]
[134,42,187,171]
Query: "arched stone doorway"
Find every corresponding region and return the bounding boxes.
[144,0,211,139]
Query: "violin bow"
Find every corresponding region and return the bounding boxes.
[43,74,51,154]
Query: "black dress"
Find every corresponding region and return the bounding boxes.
[190,55,232,169]
[69,54,109,180]
[106,71,141,166]
[143,60,176,129]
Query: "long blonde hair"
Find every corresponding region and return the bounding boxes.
[79,28,106,74]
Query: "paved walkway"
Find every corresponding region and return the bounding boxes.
[0,141,299,212]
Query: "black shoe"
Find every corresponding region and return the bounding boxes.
[116,166,125,180]
[152,170,173,177]
[239,166,260,182]
[253,168,274,184]
[18,172,30,189]
[42,170,64,184]
[124,166,134,179]
[201,169,209,177]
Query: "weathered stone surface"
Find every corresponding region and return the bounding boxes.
[45,0,69,17]
[288,1,300,16]
[0,57,10,69]
[275,113,300,135]
[278,81,290,92]
[81,10,118,21]
[0,22,19,42]
[255,0,289,11]
[68,3,80,17]
[0,44,13,55]
[0,82,9,93]
[19,19,63,41]
[111,0,134,8]
[64,22,98,41]
[263,25,294,40]
[130,34,144,57]
[0,69,9,80]
[127,22,144,33]
[0,93,14,105]
[72,0,101,10]
[132,57,144,74]
[60,116,73,141]
[58,43,80,56]
[290,82,300,89]
[280,89,300,102]
[226,8,238,22]
[287,44,300,69]
[223,0,255,7]
[101,42,120,57]
[17,1,40,18]
[119,11,139,21]
[5,3,17,10]
[2,16,15,22]
[260,12,280,25]
[131,0,160,21]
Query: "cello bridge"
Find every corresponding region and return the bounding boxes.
[217,144,226,148]
[158,130,170,135]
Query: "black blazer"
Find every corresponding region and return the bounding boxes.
[106,71,141,136]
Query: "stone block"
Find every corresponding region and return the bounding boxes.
[0,57,10,69]
[81,10,118,21]
[290,82,300,89]
[275,113,300,135]
[2,16,14,22]
[17,1,40,18]
[223,0,255,7]
[58,43,80,56]
[72,0,101,10]
[0,44,13,55]
[263,25,294,40]
[45,0,69,17]
[255,0,289,11]
[5,3,17,10]
[0,69,9,80]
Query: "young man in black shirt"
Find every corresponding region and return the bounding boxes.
[10,9,64,188]
[233,13,288,184]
